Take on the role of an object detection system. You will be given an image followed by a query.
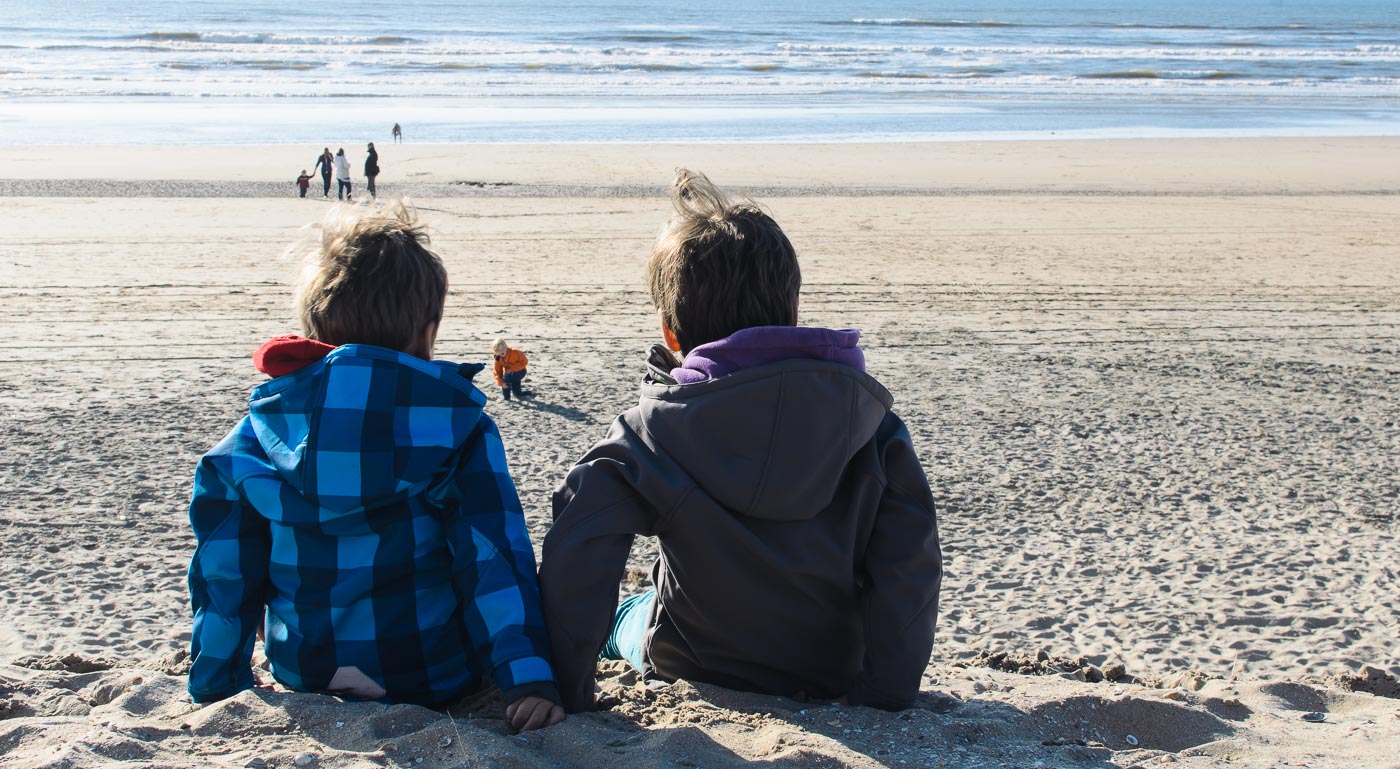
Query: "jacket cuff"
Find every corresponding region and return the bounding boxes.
[845,680,913,712]
[501,681,562,707]
[491,655,557,699]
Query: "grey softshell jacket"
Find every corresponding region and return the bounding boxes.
[539,358,942,712]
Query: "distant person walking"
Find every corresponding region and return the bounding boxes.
[314,148,334,197]
[365,142,380,198]
[334,148,352,201]
[392,123,403,143]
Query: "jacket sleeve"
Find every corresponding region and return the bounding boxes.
[847,416,942,711]
[539,416,664,712]
[492,357,505,388]
[439,417,560,706]
[187,450,270,704]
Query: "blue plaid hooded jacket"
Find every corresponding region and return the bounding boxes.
[187,344,557,706]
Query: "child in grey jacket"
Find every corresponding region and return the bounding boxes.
[539,170,941,712]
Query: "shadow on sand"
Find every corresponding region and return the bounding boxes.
[519,397,592,423]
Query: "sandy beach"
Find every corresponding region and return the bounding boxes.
[1,138,1397,768]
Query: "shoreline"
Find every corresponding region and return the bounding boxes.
[5,92,1399,146]
[6,127,1400,149]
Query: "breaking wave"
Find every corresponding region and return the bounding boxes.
[131,32,416,45]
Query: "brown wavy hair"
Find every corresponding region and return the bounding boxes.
[646,169,800,354]
[293,199,447,355]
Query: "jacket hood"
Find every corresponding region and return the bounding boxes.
[253,335,336,378]
[636,358,893,521]
[672,326,866,384]
[246,344,488,521]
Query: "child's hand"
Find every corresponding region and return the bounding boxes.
[506,695,565,732]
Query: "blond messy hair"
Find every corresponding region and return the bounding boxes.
[293,199,447,354]
[646,169,800,354]
[492,338,508,356]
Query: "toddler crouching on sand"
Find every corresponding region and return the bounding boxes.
[492,338,533,401]
[185,201,564,732]
[540,170,942,712]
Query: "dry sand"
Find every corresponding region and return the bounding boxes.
[1,139,1397,768]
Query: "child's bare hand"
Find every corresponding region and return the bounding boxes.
[506,695,565,732]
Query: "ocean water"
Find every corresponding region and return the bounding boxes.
[1,0,1397,143]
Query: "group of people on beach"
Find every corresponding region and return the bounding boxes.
[296,126,402,201]
[186,170,940,733]
[298,144,379,201]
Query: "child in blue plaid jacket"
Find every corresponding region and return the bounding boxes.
[187,201,564,732]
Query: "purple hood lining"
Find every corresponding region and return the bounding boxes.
[671,326,865,384]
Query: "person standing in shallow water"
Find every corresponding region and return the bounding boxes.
[392,123,402,143]
[365,142,380,198]
[314,148,333,198]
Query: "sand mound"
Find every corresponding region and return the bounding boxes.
[3,659,1398,768]
[10,654,118,675]
[1333,666,1400,700]
[963,649,1132,684]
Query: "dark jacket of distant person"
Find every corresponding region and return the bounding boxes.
[365,145,379,178]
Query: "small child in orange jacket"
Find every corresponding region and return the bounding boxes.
[493,338,532,401]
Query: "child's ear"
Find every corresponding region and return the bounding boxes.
[659,313,682,353]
